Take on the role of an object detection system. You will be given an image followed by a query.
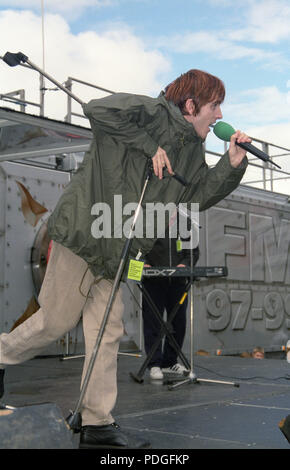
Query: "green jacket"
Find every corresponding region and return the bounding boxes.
[47,92,247,279]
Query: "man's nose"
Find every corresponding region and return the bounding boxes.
[216,105,223,119]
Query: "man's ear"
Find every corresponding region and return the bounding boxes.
[184,98,195,115]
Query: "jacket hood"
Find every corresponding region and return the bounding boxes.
[157,92,202,143]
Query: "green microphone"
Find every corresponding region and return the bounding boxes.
[213,121,236,142]
[213,121,281,169]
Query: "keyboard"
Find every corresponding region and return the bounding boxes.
[142,266,228,278]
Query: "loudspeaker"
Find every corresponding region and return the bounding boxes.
[0,402,74,449]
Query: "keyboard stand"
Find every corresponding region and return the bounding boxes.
[165,276,239,390]
[130,261,239,389]
[130,279,192,383]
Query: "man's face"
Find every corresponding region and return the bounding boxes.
[184,99,223,140]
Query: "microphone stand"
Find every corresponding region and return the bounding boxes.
[1,51,154,431]
[67,162,153,431]
[2,51,84,106]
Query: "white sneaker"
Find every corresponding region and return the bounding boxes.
[150,367,164,380]
[287,340,290,363]
[162,363,189,375]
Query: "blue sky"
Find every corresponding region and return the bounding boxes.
[0,0,290,158]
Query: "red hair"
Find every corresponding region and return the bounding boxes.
[164,69,225,115]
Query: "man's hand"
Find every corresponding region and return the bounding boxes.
[229,130,251,168]
[152,146,174,179]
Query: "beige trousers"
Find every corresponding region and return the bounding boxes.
[0,241,124,426]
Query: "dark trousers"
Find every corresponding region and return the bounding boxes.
[142,278,187,369]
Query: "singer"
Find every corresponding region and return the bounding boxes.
[0,69,250,449]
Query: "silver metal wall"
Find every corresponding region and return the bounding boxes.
[189,185,290,355]
[1,161,290,356]
[0,161,70,353]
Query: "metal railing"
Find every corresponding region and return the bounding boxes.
[0,88,38,113]
[205,139,290,195]
[1,71,289,195]
[64,76,115,123]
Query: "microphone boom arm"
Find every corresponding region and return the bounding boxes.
[2,51,190,186]
[2,51,84,106]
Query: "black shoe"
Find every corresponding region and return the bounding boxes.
[79,422,151,449]
[279,415,290,444]
[0,369,4,399]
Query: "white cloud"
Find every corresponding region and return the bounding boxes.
[210,85,290,168]
[206,0,290,44]
[156,0,290,70]
[0,1,115,22]
[0,10,170,121]
[245,123,290,149]
[244,123,290,188]
[206,120,290,184]
[229,0,290,44]
[223,86,290,129]
[221,86,290,187]
[165,30,283,65]
[0,0,114,13]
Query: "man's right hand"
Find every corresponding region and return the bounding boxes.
[152,146,173,179]
[228,130,251,168]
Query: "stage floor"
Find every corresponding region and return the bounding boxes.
[2,351,290,450]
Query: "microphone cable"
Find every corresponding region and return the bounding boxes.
[193,362,290,383]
